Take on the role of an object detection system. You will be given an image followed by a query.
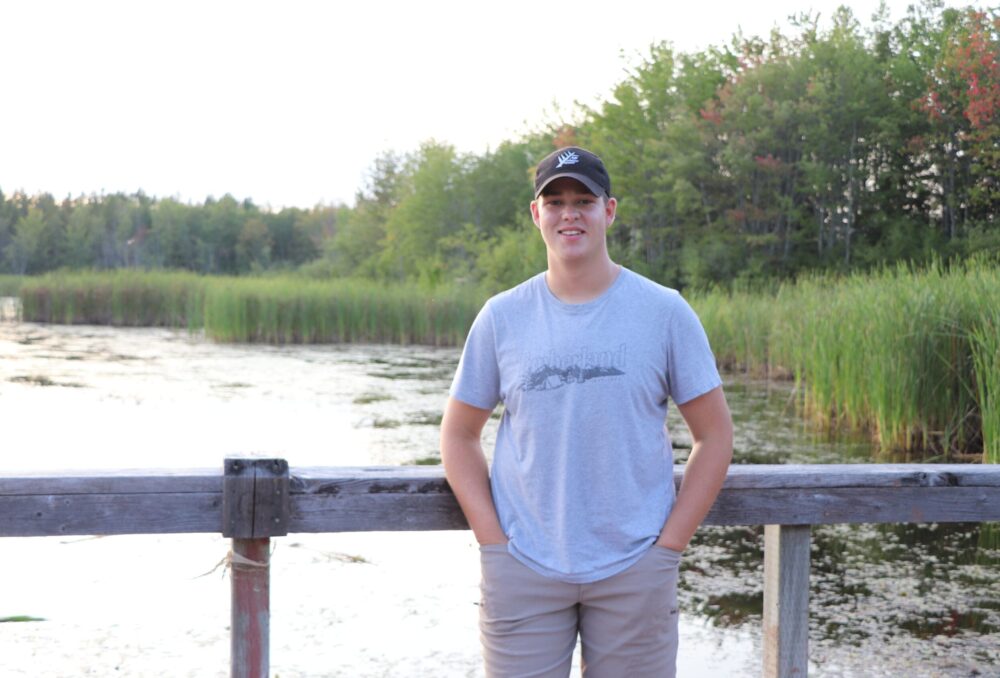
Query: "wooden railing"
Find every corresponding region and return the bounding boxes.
[3,460,1000,677]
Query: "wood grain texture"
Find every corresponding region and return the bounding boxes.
[231,538,270,678]
[763,525,811,678]
[705,486,1000,525]
[3,463,1000,537]
[0,468,220,495]
[0,493,221,536]
[717,464,1000,489]
[252,459,290,538]
[223,459,256,539]
[223,458,290,538]
[289,493,469,533]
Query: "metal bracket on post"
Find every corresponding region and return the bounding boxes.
[223,457,290,678]
[763,524,811,678]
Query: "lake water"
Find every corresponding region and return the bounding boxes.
[1,308,997,677]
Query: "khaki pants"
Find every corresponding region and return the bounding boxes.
[479,544,681,678]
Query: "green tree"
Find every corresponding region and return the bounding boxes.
[377,141,467,284]
[202,195,246,273]
[64,201,104,268]
[325,151,403,277]
[8,207,50,274]
[236,218,272,272]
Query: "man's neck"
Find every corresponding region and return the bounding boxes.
[544,257,621,304]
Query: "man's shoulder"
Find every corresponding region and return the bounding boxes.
[483,272,546,314]
[619,268,683,306]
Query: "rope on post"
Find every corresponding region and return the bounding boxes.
[223,457,289,678]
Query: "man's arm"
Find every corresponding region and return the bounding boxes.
[440,396,507,545]
[657,385,733,551]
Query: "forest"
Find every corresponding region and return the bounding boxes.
[1,2,998,292]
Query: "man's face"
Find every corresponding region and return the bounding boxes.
[530,177,617,266]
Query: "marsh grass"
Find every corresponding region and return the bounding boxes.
[0,275,23,297]
[201,277,481,345]
[971,311,1000,463]
[19,271,483,347]
[16,263,999,457]
[19,270,205,328]
[691,258,1000,458]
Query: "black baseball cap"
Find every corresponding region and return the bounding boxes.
[534,146,611,199]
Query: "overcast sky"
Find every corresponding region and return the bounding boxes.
[1,0,990,209]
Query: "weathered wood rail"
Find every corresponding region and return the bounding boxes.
[3,461,1000,677]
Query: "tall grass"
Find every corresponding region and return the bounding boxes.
[690,258,1000,458]
[202,277,480,345]
[970,310,1000,464]
[18,271,483,347]
[15,262,999,457]
[0,275,24,297]
[19,270,206,328]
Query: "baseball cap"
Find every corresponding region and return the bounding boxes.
[534,146,611,199]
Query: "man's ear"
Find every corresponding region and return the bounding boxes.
[605,197,617,226]
[530,200,541,228]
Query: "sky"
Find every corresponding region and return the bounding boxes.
[1,0,991,209]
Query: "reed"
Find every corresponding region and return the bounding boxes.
[18,271,483,347]
[19,270,206,328]
[690,258,1000,457]
[200,277,478,345]
[16,262,998,457]
[686,286,777,376]
[970,310,1000,463]
[0,275,24,297]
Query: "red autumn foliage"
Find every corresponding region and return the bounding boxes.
[922,11,1000,129]
[754,154,783,170]
[700,107,723,125]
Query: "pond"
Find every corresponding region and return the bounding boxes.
[1,311,997,677]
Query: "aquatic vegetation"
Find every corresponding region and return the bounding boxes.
[352,392,394,405]
[201,277,480,346]
[8,375,84,388]
[0,615,46,623]
[369,416,401,429]
[19,270,205,328]
[411,456,442,465]
[18,271,483,346]
[13,261,999,457]
[970,310,1000,464]
[0,275,23,297]
[690,258,1000,458]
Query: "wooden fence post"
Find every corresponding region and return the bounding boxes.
[223,458,289,678]
[763,524,811,678]
[231,537,270,677]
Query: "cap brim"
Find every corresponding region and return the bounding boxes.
[534,173,608,199]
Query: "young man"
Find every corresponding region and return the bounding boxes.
[441,146,733,677]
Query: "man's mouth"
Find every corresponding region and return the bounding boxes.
[559,229,584,236]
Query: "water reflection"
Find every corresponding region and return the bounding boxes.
[1,319,997,675]
[682,520,1000,673]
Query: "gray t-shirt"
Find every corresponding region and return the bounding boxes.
[450,267,721,583]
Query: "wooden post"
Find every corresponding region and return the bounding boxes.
[223,458,289,678]
[231,537,270,678]
[763,524,810,678]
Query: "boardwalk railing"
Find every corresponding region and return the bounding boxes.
[3,460,1000,677]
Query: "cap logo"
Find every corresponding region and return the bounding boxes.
[555,151,580,168]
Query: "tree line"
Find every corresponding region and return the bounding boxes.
[1,1,997,291]
[0,191,338,276]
